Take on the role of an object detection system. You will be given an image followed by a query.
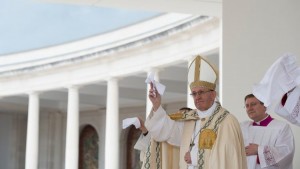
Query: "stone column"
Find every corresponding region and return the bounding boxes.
[25,92,40,169]
[187,59,196,109]
[105,78,119,169]
[64,86,79,169]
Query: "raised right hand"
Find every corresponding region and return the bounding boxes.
[148,82,161,111]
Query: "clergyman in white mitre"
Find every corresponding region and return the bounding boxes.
[145,55,247,169]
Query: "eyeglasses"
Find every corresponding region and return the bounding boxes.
[244,102,260,109]
[190,90,213,97]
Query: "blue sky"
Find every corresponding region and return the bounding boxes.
[0,0,159,56]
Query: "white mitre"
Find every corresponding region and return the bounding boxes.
[188,55,218,90]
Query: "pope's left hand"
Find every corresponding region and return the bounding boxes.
[184,151,192,164]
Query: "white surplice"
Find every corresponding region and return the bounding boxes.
[240,120,295,169]
[275,85,300,126]
[251,54,300,127]
[252,53,300,108]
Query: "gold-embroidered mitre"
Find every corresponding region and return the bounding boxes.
[188,55,218,90]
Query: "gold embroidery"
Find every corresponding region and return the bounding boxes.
[169,112,183,120]
[168,110,199,121]
[198,129,217,149]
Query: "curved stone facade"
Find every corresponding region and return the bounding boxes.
[0,13,220,169]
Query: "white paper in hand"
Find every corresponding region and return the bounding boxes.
[145,72,166,95]
[122,117,141,129]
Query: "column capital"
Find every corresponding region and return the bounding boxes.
[27,91,41,96]
[145,67,163,74]
[107,77,118,81]
[66,85,81,90]
[104,76,121,82]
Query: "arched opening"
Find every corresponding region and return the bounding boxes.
[126,126,142,169]
[79,125,99,169]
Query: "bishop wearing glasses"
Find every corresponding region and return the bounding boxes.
[144,55,247,169]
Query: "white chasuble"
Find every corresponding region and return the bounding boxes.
[241,120,294,169]
[145,102,247,169]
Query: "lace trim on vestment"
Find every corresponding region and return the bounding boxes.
[291,96,300,119]
[263,146,279,168]
[197,103,229,169]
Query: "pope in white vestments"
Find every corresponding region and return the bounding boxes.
[241,94,295,169]
[144,56,247,169]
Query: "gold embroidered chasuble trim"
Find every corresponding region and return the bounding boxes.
[169,109,199,121]
[142,139,180,169]
[143,139,161,169]
[179,103,229,169]
[199,129,216,149]
[142,103,229,169]
[198,106,229,169]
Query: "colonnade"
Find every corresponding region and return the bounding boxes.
[23,67,194,169]
[0,14,219,169]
